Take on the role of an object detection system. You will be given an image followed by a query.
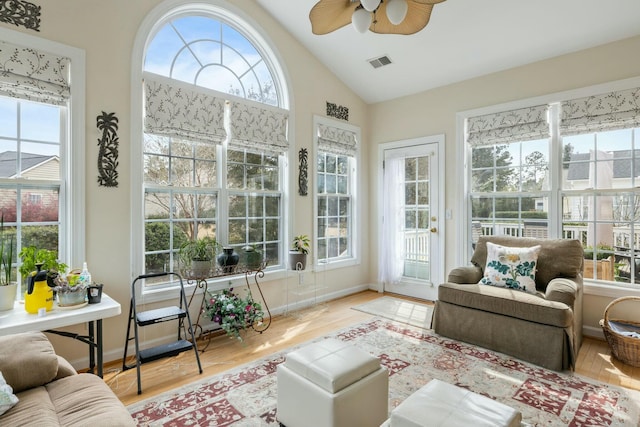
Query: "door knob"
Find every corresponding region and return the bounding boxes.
[430,227,437,233]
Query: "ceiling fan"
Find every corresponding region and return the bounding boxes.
[309,0,447,35]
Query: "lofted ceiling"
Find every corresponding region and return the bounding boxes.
[254,0,640,104]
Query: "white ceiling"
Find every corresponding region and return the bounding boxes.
[254,0,640,104]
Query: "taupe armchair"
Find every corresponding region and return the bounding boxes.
[433,236,584,371]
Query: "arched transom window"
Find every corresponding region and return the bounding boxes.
[145,15,279,106]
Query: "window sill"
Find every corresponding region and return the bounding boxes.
[584,280,640,298]
[316,257,359,271]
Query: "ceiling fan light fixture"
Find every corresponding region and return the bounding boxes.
[386,0,408,25]
[309,0,446,36]
[352,7,372,33]
[360,0,381,13]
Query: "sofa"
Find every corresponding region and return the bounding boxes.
[0,331,134,426]
[432,236,584,371]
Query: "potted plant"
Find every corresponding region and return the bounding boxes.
[241,244,263,271]
[179,236,219,278]
[204,287,264,341]
[0,214,16,311]
[18,246,68,289]
[52,273,87,307]
[289,234,310,271]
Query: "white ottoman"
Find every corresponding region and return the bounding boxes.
[384,379,522,427]
[277,338,389,427]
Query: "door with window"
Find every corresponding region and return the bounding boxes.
[379,136,443,301]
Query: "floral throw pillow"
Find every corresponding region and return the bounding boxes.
[479,242,541,294]
[0,371,18,416]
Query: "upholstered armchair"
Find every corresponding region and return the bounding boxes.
[432,236,584,371]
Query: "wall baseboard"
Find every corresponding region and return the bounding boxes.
[67,284,372,370]
[583,324,604,340]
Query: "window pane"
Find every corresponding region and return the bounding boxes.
[145,192,170,219]
[21,189,59,222]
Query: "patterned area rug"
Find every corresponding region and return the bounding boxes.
[351,296,433,329]
[128,319,640,426]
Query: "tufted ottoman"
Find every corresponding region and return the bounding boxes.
[382,379,522,427]
[277,338,388,427]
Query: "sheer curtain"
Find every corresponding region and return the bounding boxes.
[379,156,405,285]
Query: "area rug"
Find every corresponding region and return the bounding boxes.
[128,318,640,426]
[351,296,433,329]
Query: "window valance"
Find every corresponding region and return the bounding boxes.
[467,105,549,146]
[228,99,289,156]
[317,123,357,157]
[561,87,640,136]
[144,73,227,145]
[0,40,70,105]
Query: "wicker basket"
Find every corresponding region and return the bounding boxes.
[599,296,640,367]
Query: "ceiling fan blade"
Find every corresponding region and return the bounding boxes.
[411,0,447,4]
[309,0,359,35]
[371,2,434,35]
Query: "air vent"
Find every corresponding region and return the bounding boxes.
[368,55,392,69]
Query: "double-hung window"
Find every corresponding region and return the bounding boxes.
[138,12,289,287]
[0,33,84,295]
[465,85,640,288]
[314,116,359,267]
[468,105,551,246]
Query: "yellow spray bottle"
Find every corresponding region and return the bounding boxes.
[25,263,53,314]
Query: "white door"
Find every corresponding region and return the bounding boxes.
[379,136,444,301]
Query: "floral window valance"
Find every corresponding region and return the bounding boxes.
[317,123,357,157]
[0,40,70,105]
[467,105,549,146]
[228,99,289,156]
[144,73,226,145]
[144,73,289,154]
[561,87,640,136]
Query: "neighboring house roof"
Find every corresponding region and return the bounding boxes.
[566,150,640,181]
[0,151,58,178]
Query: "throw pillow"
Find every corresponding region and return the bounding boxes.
[479,242,541,294]
[0,371,19,416]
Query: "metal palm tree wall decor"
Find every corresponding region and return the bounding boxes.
[96,111,119,187]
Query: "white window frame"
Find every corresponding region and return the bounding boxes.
[457,75,640,299]
[312,115,361,271]
[0,27,86,270]
[131,1,292,300]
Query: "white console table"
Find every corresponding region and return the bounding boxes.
[0,293,121,377]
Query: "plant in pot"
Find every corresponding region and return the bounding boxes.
[289,234,310,271]
[241,244,263,271]
[179,236,219,278]
[52,272,87,307]
[204,287,264,341]
[0,214,16,311]
[18,246,68,290]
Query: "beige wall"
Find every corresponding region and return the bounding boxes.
[368,35,640,334]
[5,0,640,365]
[1,0,370,365]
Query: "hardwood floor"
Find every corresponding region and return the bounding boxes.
[104,290,640,407]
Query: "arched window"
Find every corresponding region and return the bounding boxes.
[134,4,289,287]
[144,15,279,106]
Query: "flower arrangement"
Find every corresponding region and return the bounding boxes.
[205,288,264,341]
